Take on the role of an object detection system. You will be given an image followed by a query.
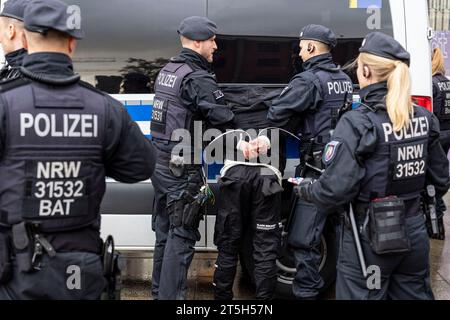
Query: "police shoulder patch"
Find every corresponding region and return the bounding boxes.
[323,140,341,164]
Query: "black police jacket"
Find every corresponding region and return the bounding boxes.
[152,48,234,161]
[12,52,156,183]
[219,86,287,174]
[178,48,234,130]
[432,73,450,131]
[0,48,26,82]
[268,53,352,138]
[0,53,156,252]
[303,82,450,213]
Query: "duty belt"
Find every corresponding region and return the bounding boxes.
[156,152,202,170]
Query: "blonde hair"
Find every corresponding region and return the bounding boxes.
[432,47,446,76]
[359,53,412,132]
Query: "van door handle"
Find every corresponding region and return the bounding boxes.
[427,27,435,40]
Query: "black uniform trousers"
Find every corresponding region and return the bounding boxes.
[291,200,327,299]
[291,161,327,299]
[213,165,282,300]
[336,212,434,300]
[151,157,203,300]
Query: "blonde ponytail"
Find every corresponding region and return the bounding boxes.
[359,53,413,132]
[386,60,412,132]
[432,47,446,76]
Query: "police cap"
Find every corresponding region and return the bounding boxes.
[23,0,84,39]
[359,32,410,66]
[0,0,30,21]
[299,24,337,48]
[177,16,217,41]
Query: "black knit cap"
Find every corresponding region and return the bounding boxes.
[299,24,337,48]
[177,16,217,41]
[0,0,30,21]
[24,0,84,39]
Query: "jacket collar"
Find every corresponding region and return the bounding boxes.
[21,52,80,85]
[302,53,336,71]
[175,48,211,72]
[4,48,27,68]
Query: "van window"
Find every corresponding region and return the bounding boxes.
[429,0,450,75]
[67,0,393,91]
[209,0,393,83]
[64,0,206,94]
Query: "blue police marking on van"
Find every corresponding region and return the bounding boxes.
[120,99,152,138]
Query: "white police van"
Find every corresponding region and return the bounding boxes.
[0,0,444,297]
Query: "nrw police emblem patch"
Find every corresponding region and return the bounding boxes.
[323,141,341,164]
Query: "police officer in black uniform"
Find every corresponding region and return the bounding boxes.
[0,0,155,300]
[265,24,353,299]
[0,0,29,81]
[150,16,234,300]
[431,47,450,239]
[296,32,449,299]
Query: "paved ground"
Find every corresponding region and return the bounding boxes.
[121,193,450,300]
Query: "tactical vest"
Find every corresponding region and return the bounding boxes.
[432,74,450,130]
[300,67,353,143]
[358,105,431,204]
[151,62,195,141]
[0,79,107,232]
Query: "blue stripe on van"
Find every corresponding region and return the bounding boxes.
[207,163,223,180]
[124,104,152,122]
[286,137,300,159]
